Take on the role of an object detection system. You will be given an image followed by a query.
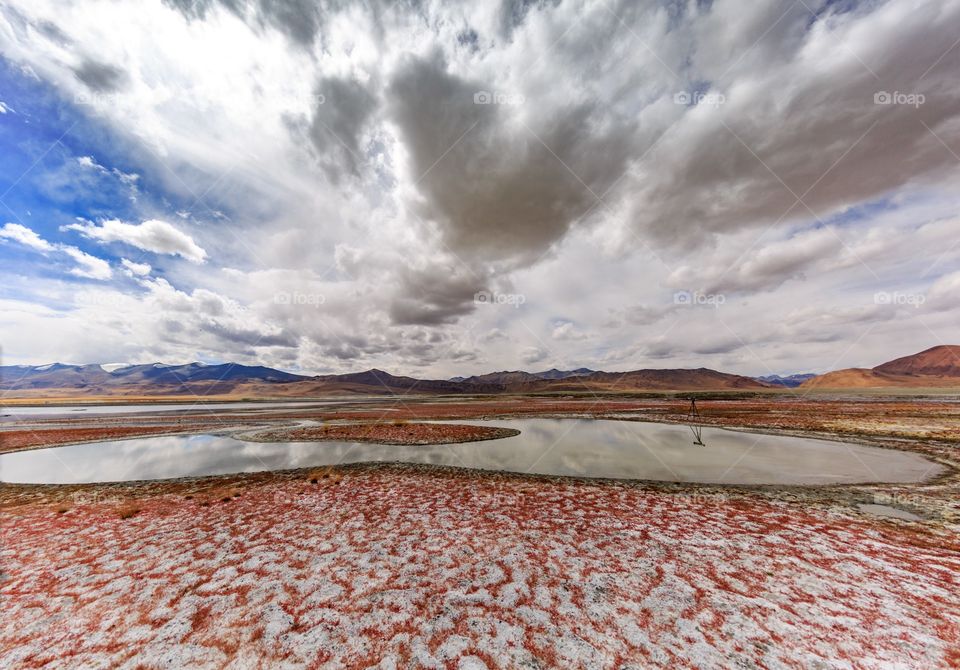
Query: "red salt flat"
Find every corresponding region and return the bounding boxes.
[2,465,958,669]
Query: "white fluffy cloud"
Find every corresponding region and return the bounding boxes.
[1,222,114,280]
[0,222,54,251]
[121,258,151,276]
[61,246,112,280]
[64,219,207,263]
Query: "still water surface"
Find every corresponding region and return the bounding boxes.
[0,419,943,485]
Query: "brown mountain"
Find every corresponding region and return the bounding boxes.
[801,346,960,389]
[873,345,960,377]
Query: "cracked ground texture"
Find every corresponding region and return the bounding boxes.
[2,465,958,669]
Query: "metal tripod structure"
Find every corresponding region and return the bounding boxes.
[687,397,706,446]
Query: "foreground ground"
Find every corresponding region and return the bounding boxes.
[2,394,959,668]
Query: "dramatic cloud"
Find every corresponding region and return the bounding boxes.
[305,76,378,180]
[0,0,958,375]
[615,0,960,249]
[64,219,207,263]
[388,54,637,264]
[388,262,488,326]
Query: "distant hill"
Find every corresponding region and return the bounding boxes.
[312,369,503,395]
[453,368,596,385]
[756,373,816,388]
[0,362,311,397]
[455,370,545,385]
[801,346,960,389]
[0,361,769,398]
[533,368,596,380]
[574,368,768,392]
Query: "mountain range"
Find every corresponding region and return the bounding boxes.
[0,362,766,398]
[1,346,957,399]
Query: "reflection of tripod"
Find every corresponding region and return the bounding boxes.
[688,398,705,446]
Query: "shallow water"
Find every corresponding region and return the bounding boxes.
[0,418,943,486]
[0,399,364,420]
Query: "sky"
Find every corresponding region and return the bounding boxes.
[0,0,958,378]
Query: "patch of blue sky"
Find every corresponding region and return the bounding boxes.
[0,59,137,234]
[0,57,194,282]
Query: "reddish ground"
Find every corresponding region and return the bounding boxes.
[243,422,519,445]
[2,466,959,669]
[2,396,959,668]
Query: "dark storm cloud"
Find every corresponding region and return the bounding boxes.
[161,0,222,18]
[36,20,72,45]
[388,263,487,326]
[71,59,127,92]
[163,0,321,47]
[200,321,298,348]
[499,0,557,41]
[307,76,379,180]
[255,0,322,47]
[387,54,639,265]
